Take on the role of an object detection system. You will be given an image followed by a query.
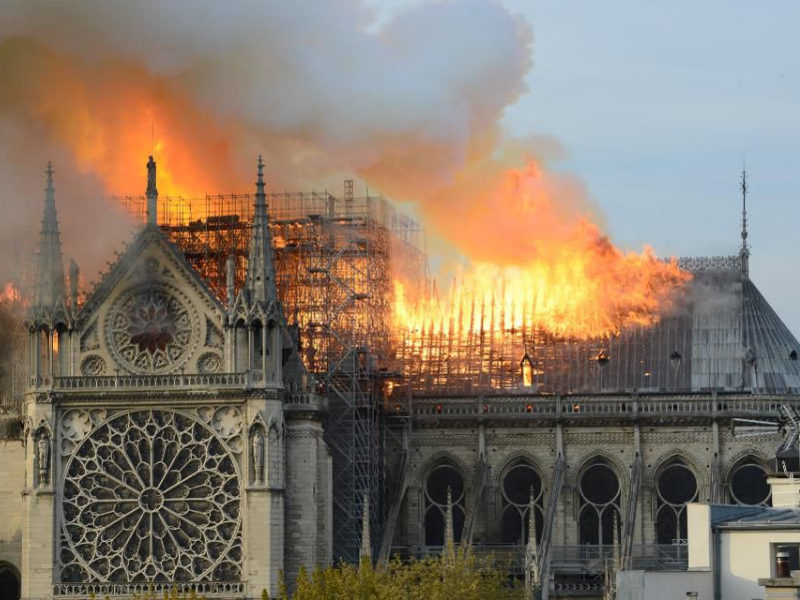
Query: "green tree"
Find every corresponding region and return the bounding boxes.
[280,547,521,600]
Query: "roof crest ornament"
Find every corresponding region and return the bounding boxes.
[740,160,750,277]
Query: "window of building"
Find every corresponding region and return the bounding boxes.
[655,460,698,544]
[500,461,544,545]
[730,461,771,506]
[578,460,620,546]
[424,462,465,546]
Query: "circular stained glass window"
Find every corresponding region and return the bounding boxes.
[107,287,197,374]
[59,410,242,583]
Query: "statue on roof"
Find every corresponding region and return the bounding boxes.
[146,155,158,197]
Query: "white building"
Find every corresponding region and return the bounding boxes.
[618,477,800,600]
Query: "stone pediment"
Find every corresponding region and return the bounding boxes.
[73,225,226,377]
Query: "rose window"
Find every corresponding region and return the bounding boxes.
[59,410,242,583]
[108,288,196,374]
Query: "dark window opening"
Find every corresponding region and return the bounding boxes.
[500,462,544,545]
[424,463,465,546]
[730,463,771,506]
[578,460,620,547]
[655,461,697,544]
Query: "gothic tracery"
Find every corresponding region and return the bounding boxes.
[59,410,242,583]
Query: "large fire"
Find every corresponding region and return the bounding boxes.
[392,162,691,341]
[0,38,246,202]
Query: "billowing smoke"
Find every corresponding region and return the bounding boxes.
[0,0,534,283]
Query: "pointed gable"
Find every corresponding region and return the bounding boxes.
[74,225,226,376]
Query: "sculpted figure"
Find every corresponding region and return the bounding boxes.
[252,431,264,484]
[146,156,158,196]
[38,434,50,485]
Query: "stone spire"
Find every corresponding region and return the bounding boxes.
[245,156,278,305]
[32,162,66,311]
[444,486,455,560]
[360,494,371,564]
[739,165,750,277]
[146,155,158,226]
[524,489,540,600]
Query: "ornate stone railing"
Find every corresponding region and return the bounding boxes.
[675,254,741,272]
[407,393,799,422]
[285,391,327,411]
[50,372,250,391]
[53,580,246,597]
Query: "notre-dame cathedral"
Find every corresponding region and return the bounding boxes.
[0,158,798,599]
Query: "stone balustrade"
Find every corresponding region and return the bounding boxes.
[407,393,799,422]
[53,581,245,597]
[49,372,250,391]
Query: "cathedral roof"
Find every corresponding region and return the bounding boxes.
[525,256,800,395]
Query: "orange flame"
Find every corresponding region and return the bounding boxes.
[0,282,21,305]
[0,38,246,206]
[393,162,691,341]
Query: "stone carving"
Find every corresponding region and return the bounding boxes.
[252,431,265,485]
[144,257,159,273]
[197,352,223,374]
[107,287,197,374]
[146,155,158,196]
[205,319,224,349]
[59,410,242,583]
[37,433,51,486]
[60,409,106,456]
[80,355,106,376]
[80,322,100,352]
[61,410,92,441]
[212,406,243,438]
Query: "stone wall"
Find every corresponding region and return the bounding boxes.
[0,416,24,573]
[391,412,778,552]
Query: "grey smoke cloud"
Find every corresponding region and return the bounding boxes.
[0,0,533,289]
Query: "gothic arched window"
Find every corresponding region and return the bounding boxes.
[423,462,465,546]
[578,460,621,546]
[500,461,544,545]
[655,459,698,544]
[729,460,770,506]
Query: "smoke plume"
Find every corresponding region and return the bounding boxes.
[0,0,535,283]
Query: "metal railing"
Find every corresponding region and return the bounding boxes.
[551,544,688,572]
[391,542,687,573]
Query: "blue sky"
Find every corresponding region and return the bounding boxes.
[370,0,800,333]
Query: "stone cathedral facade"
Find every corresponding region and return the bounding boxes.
[0,159,799,600]
[3,159,331,600]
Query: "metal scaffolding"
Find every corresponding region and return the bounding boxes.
[117,185,428,563]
